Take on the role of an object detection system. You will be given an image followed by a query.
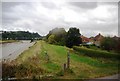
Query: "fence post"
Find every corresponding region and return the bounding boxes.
[45,51,49,62]
[63,63,66,71]
[67,51,70,69]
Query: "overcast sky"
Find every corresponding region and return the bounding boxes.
[1,1,119,37]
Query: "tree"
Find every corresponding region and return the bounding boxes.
[116,38,120,53]
[100,37,117,51]
[2,31,41,40]
[66,27,82,48]
[46,28,67,45]
[48,35,56,44]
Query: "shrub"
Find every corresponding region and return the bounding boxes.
[73,46,120,59]
[48,35,56,44]
[100,37,118,52]
[2,61,44,79]
[46,28,66,46]
[56,70,64,76]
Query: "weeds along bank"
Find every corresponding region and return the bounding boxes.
[0,40,19,44]
[2,40,119,79]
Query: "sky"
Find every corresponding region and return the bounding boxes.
[1,0,119,37]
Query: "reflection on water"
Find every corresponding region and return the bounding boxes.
[0,40,35,61]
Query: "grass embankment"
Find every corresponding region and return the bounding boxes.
[0,40,19,44]
[3,40,119,79]
[73,46,120,59]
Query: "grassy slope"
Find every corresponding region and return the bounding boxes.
[15,40,119,79]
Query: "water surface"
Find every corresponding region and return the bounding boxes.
[0,40,35,61]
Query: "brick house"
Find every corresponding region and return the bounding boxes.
[94,33,104,46]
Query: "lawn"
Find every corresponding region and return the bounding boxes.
[4,40,119,79]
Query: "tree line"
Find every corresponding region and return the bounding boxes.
[2,31,42,40]
[1,28,120,53]
[45,27,120,53]
[100,37,120,53]
[45,27,82,48]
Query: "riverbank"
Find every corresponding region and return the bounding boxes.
[0,40,19,44]
[2,40,118,79]
[1,40,35,60]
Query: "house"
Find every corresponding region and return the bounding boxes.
[89,37,95,43]
[113,36,119,40]
[80,33,104,46]
[80,35,94,45]
[94,33,104,46]
[81,35,90,43]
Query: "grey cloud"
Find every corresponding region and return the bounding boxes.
[2,2,118,37]
[2,12,20,25]
[98,2,118,6]
[2,17,18,25]
[2,2,20,24]
[118,2,120,37]
[40,2,58,9]
[64,19,118,37]
[68,2,98,9]
[2,2,24,12]
[2,2,33,24]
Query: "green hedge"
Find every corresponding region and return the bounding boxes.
[73,46,120,59]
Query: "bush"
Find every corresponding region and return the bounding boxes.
[100,37,118,51]
[48,35,56,44]
[46,28,66,46]
[2,61,44,79]
[73,46,120,59]
[56,70,64,76]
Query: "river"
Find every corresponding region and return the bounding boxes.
[0,40,35,61]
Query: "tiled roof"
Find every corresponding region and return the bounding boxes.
[81,35,90,43]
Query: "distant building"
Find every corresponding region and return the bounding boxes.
[89,37,95,43]
[80,33,106,46]
[81,35,90,43]
[113,36,119,40]
[80,35,94,45]
[94,33,104,46]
